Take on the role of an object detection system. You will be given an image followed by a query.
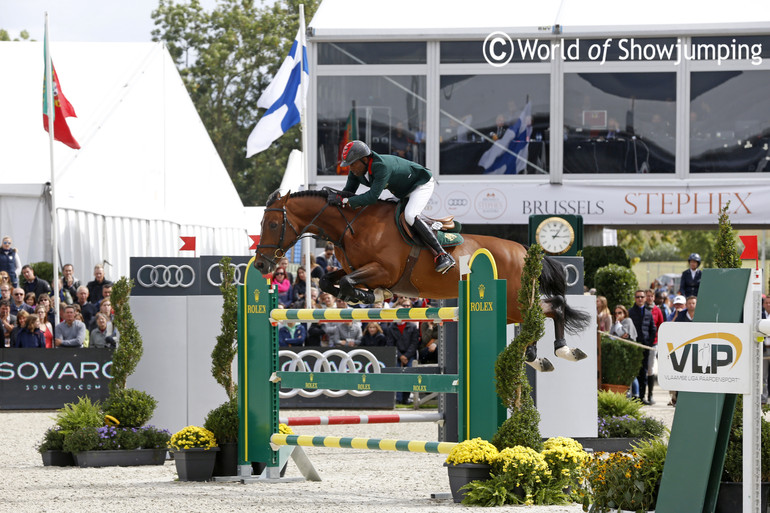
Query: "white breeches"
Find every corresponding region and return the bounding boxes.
[404,178,434,225]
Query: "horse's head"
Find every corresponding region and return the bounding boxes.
[254,191,297,274]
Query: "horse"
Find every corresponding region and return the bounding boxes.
[254,190,590,371]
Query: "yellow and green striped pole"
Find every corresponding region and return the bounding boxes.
[270,434,457,454]
[270,307,458,323]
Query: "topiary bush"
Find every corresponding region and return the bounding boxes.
[102,388,158,428]
[600,335,643,386]
[204,398,239,444]
[109,277,143,393]
[582,246,631,289]
[594,264,638,311]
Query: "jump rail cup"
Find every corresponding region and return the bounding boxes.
[238,248,507,474]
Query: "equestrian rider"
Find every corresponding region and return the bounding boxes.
[329,140,456,274]
[678,252,702,297]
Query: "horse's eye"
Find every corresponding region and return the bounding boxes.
[269,222,278,229]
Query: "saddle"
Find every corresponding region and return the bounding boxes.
[394,201,464,248]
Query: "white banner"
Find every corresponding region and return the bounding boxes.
[422,182,767,225]
[657,322,752,394]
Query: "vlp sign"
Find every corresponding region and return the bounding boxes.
[657,322,751,394]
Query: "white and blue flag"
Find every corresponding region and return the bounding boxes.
[246,21,308,157]
[478,102,532,174]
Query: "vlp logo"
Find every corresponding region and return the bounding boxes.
[658,323,751,394]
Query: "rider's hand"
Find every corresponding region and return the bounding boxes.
[328,194,344,207]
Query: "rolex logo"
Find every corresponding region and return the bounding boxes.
[254,289,260,302]
[418,375,422,384]
[309,373,314,381]
[478,284,485,300]
[362,375,366,383]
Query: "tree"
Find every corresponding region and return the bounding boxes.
[151,0,320,206]
[109,277,144,393]
[211,257,237,400]
[0,29,31,41]
[714,203,741,269]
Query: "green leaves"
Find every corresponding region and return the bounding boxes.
[212,256,238,400]
[110,277,143,394]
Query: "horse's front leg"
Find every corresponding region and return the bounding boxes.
[336,263,392,305]
[541,296,587,363]
[319,269,347,297]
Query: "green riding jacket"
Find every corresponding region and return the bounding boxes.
[342,151,432,209]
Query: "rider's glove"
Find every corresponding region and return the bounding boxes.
[328,194,347,207]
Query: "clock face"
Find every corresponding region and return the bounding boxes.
[536,217,575,255]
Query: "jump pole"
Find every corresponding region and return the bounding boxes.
[238,249,507,477]
[280,412,444,426]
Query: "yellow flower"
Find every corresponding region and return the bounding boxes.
[168,425,217,450]
[445,438,498,465]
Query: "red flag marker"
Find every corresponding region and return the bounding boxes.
[180,236,196,251]
[740,235,758,260]
[249,235,260,250]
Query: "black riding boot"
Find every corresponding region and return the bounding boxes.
[411,218,455,274]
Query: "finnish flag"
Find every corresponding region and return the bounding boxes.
[478,102,532,174]
[246,22,308,157]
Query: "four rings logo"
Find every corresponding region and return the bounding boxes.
[136,264,195,288]
[206,262,249,287]
[447,199,469,207]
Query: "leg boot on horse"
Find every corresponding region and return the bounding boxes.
[411,217,455,274]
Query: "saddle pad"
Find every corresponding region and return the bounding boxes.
[394,201,464,248]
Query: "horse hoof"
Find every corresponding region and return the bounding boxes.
[555,346,588,362]
[373,288,393,303]
[526,358,554,372]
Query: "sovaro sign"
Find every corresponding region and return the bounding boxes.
[657,323,751,394]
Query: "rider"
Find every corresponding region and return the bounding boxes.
[329,140,456,274]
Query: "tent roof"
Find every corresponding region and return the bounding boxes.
[0,41,246,230]
[309,0,770,39]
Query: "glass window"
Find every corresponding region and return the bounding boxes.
[439,74,550,175]
[316,75,426,176]
[690,70,770,173]
[441,40,550,63]
[563,73,676,174]
[318,42,426,65]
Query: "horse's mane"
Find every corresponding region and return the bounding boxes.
[266,189,396,208]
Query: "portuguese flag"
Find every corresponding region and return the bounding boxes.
[336,106,357,175]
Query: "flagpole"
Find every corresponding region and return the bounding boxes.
[44,13,61,327]
[298,4,313,309]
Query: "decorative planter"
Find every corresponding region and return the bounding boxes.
[74,449,167,468]
[172,447,220,481]
[575,437,643,453]
[715,481,770,512]
[444,462,492,503]
[41,450,76,467]
[600,384,630,395]
[213,442,238,477]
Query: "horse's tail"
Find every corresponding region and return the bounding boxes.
[539,256,592,334]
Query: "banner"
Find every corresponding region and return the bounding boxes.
[0,348,112,409]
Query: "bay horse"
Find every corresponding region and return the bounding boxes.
[254,190,590,371]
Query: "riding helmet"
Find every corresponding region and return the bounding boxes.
[340,140,371,167]
[688,253,701,264]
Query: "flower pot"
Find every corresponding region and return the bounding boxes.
[715,481,770,513]
[575,437,644,453]
[172,447,220,481]
[73,449,167,468]
[444,462,491,503]
[41,450,76,467]
[600,384,630,395]
[213,442,238,477]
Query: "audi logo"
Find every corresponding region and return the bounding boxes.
[278,348,384,398]
[447,199,468,207]
[136,264,196,288]
[206,262,249,287]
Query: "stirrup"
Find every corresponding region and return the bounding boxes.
[434,254,455,274]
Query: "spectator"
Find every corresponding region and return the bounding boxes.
[383,297,420,404]
[596,296,612,332]
[1,299,17,348]
[644,289,665,342]
[36,306,54,348]
[9,288,31,317]
[14,313,46,349]
[290,267,311,307]
[0,271,11,289]
[610,305,638,341]
[10,310,30,347]
[21,265,52,299]
[418,319,439,364]
[93,299,114,330]
[24,292,36,308]
[87,265,112,304]
[272,267,293,307]
[322,299,362,347]
[36,293,56,330]
[74,286,97,328]
[278,257,295,285]
[667,295,686,321]
[655,290,671,320]
[316,242,341,276]
[678,253,702,297]
[74,309,91,348]
[310,262,324,282]
[90,313,118,349]
[278,320,307,347]
[97,284,113,308]
[55,305,86,348]
[0,237,21,288]
[674,296,697,322]
[0,283,10,303]
[60,263,81,305]
[360,322,387,347]
[629,289,657,405]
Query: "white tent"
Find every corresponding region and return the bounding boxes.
[0,41,250,282]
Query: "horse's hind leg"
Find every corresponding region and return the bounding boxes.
[542,296,587,362]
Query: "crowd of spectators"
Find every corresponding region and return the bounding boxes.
[0,236,118,350]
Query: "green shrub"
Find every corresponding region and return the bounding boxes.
[37,427,66,453]
[204,399,239,444]
[594,264,638,311]
[103,388,157,428]
[600,335,643,387]
[597,389,644,418]
[19,261,54,287]
[109,277,143,393]
[598,414,666,439]
[212,256,238,401]
[54,396,103,434]
[582,246,631,289]
[140,426,172,449]
[62,427,99,453]
[723,396,770,482]
[116,428,143,450]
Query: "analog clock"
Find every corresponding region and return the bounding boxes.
[535,216,576,255]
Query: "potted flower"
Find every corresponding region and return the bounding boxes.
[583,390,666,453]
[203,399,239,477]
[38,427,75,467]
[541,436,590,498]
[444,437,498,503]
[600,334,643,394]
[168,426,219,481]
[61,424,170,467]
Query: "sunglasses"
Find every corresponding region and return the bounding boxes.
[274,272,284,276]
[635,295,645,299]
[614,311,624,315]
